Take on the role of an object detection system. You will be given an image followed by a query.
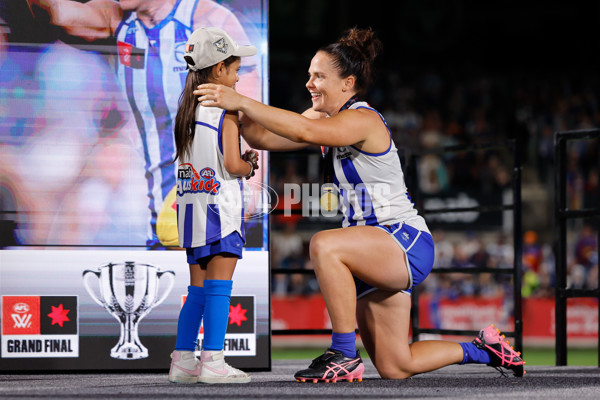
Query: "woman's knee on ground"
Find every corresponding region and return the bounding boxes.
[374,359,415,380]
[370,346,419,380]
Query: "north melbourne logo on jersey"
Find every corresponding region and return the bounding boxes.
[213,38,228,54]
[336,147,352,160]
[177,164,221,195]
[117,41,145,69]
[1,296,79,358]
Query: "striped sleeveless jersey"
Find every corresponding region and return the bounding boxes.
[332,102,430,233]
[176,105,245,248]
[114,0,253,246]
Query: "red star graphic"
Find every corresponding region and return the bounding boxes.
[228,303,247,327]
[47,304,70,327]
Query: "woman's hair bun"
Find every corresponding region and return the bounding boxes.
[338,27,381,63]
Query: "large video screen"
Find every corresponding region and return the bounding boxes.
[0,0,270,371]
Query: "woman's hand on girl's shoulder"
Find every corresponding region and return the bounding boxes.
[194,83,242,111]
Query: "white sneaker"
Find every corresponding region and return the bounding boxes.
[168,350,202,383]
[198,350,251,384]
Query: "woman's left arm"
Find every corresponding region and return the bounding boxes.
[239,112,311,151]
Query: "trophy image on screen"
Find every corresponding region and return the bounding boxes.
[83,262,175,359]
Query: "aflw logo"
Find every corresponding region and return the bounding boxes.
[11,313,32,329]
[2,295,78,335]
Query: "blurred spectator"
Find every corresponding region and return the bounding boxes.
[469,238,489,268]
[571,223,599,290]
[522,230,542,273]
[271,221,306,296]
[486,234,514,270]
[273,157,305,194]
[566,149,585,210]
[575,224,598,270]
[532,243,556,297]
[418,126,450,195]
[419,154,450,195]
[432,230,454,268]
[583,167,599,210]
[450,242,475,269]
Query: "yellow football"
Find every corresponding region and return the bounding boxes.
[156,186,179,246]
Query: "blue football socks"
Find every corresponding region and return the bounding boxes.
[202,279,233,351]
[331,331,357,358]
[175,285,205,351]
[459,342,491,364]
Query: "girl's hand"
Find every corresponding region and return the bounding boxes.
[194,84,242,111]
[241,149,259,179]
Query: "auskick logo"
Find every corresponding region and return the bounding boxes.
[177,164,221,195]
[2,296,79,358]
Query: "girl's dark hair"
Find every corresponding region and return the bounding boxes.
[319,27,381,97]
[174,56,240,163]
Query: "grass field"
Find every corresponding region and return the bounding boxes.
[271,347,599,366]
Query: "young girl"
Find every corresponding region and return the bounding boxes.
[168,27,258,384]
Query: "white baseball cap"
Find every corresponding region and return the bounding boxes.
[184,27,257,71]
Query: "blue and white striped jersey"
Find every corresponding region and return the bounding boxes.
[332,102,430,233]
[114,0,254,246]
[176,105,245,248]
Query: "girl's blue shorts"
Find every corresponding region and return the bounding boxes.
[186,231,244,265]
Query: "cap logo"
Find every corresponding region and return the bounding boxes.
[213,38,228,54]
[185,44,194,53]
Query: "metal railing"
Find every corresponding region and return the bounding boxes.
[554,129,600,366]
[405,139,523,353]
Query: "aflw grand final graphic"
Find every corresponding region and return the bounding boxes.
[1,296,79,358]
[83,262,175,360]
[0,248,269,371]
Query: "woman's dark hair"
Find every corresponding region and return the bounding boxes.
[173,56,240,163]
[319,27,381,97]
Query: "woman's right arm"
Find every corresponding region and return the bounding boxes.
[196,84,375,148]
[27,0,120,41]
[239,111,315,152]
